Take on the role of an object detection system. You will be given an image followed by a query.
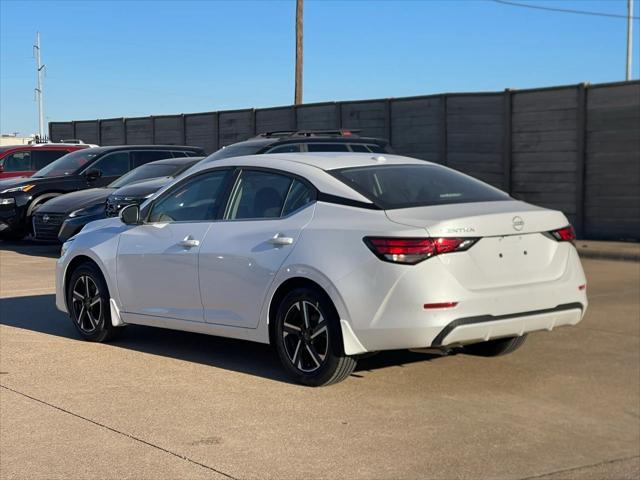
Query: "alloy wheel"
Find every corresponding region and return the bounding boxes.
[282,300,329,373]
[71,275,102,333]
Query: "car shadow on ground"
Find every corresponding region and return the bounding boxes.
[0,294,446,384]
[0,239,60,258]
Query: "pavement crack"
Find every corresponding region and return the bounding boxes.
[518,454,640,480]
[0,384,237,480]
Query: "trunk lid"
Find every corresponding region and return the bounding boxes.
[385,200,571,290]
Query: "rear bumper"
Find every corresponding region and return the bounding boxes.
[430,302,583,347]
[338,244,588,352]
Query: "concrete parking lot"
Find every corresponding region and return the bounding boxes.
[1,241,638,480]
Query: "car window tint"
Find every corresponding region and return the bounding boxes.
[226,170,292,220]
[367,144,386,153]
[307,143,350,152]
[32,150,68,169]
[282,179,315,216]
[2,151,31,171]
[171,151,187,157]
[131,151,174,167]
[149,170,230,222]
[266,144,301,154]
[89,152,130,177]
[349,144,369,153]
[333,165,510,209]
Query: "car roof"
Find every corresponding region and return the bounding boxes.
[206,152,426,171]
[181,153,429,204]
[0,143,85,153]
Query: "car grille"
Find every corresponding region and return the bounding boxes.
[33,212,65,241]
[106,196,140,217]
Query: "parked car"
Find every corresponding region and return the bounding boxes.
[0,142,92,179]
[202,129,392,163]
[56,152,588,386]
[41,156,203,242]
[0,145,204,240]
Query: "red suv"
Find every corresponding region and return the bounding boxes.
[0,143,91,179]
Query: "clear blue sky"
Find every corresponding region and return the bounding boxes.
[1,0,638,135]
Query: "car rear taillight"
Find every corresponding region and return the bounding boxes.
[363,237,478,265]
[549,225,576,243]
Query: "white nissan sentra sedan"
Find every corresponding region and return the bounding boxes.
[56,153,588,386]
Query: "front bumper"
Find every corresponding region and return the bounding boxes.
[0,194,29,233]
[58,212,105,242]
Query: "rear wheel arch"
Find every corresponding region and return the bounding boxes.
[268,277,344,350]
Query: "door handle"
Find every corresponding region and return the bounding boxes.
[268,233,294,246]
[179,235,200,248]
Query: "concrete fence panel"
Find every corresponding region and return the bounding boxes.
[125,117,153,145]
[100,118,126,145]
[185,113,218,153]
[154,115,184,145]
[49,80,640,240]
[585,83,640,240]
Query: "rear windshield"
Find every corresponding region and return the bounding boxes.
[332,164,510,209]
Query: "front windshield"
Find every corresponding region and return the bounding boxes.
[32,149,100,178]
[203,143,263,162]
[109,163,179,188]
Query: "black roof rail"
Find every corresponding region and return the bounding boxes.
[256,129,362,139]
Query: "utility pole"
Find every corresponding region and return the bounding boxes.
[294,0,303,104]
[33,32,45,140]
[627,0,634,80]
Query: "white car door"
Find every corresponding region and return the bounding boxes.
[198,169,316,328]
[116,168,233,322]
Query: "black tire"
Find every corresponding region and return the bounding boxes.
[274,287,357,386]
[66,262,123,342]
[463,334,527,357]
[0,229,26,241]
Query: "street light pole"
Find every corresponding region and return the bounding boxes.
[627,0,634,80]
[33,32,45,140]
[295,0,303,104]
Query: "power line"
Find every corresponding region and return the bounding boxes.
[492,0,640,20]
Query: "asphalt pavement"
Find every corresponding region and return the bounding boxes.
[1,240,638,479]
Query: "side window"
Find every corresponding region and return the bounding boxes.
[171,151,187,158]
[2,151,31,171]
[131,151,173,167]
[89,152,130,177]
[307,143,350,152]
[266,144,301,154]
[149,169,230,223]
[349,144,369,153]
[367,144,386,153]
[32,150,68,169]
[282,179,315,216]
[226,170,292,220]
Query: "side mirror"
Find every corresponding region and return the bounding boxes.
[85,168,102,181]
[120,204,141,225]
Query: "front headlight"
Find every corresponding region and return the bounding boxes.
[60,239,73,258]
[0,184,35,194]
